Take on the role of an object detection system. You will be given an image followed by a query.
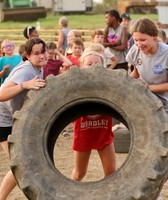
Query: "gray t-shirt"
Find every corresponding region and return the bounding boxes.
[126,42,168,112]
[108,25,127,64]
[3,60,43,113]
[0,101,12,127]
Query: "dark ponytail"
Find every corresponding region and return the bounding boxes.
[105,10,121,22]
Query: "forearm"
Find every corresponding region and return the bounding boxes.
[103,42,113,48]
[0,72,4,78]
[0,70,7,78]
[57,52,72,65]
[0,84,23,101]
[112,43,127,51]
[148,83,168,93]
[103,42,119,48]
[112,46,125,51]
[0,77,45,101]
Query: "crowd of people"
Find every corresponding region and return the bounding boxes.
[0,10,168,200]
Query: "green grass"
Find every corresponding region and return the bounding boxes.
[0,13,158,30]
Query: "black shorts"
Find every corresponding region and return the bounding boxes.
[114,62,128,71]
[0,127,12,142]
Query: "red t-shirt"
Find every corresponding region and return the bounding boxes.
[73,115,114,151]
[66,54,80,70]
[43,59,63,79]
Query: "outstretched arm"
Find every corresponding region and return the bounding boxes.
[148,83,168,93]
[0,65,10,78]
[0,76,45,102]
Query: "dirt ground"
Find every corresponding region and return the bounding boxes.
[1,129,168,200]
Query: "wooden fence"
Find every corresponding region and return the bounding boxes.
[0,28,94,47]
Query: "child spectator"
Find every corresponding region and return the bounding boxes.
[120,13,131,30]
[61,38,84,136]
[43,41,72,79]
[65,29,83,56]
[63,37,84,71]
[71,50,116,181]
[127,19,138,50]
[157,29,168,44]
[57,16,71,55]
[155,21,163,29]
[120,13,132,42]
[67,37,84,67]
[0,40,22,85]
[18,43,26,57]
[23,26,39,39]
[90,29,118,68]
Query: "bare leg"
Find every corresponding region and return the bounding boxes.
[98,143,116,177]
[71,150,91,181]
[0,141,9,156]
[0,141,17,200]
[0,170,17,200]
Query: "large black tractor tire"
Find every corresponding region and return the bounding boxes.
[8,66,168,200]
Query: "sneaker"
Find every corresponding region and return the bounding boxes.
[157,194,163,200]
[62,130,70,137]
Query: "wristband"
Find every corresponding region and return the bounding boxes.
[19,82,25,90]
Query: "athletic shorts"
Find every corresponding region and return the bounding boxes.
[115,62,128,71]
[0,127,12,142]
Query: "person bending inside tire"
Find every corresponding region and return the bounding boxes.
[126,17,168,200]
[0,38,47,200]
[71,51,116,181]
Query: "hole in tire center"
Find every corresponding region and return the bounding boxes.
[48,102,130,182]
